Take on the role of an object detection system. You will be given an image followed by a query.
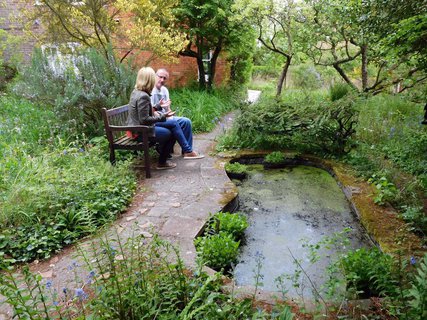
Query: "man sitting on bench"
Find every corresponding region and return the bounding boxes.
[151,68,204,160]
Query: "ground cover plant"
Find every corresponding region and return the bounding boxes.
[0,233,295,319]
[0,94,136,265]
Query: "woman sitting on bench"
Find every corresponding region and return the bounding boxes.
[126,67,177,170]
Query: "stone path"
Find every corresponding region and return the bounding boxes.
[0,91,261,319]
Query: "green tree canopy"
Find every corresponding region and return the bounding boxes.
[173,0,255,90]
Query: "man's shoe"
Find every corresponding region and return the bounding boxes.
[156,161,177,170]
[183,151,205,160]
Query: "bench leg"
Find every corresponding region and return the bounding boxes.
[109,147,116,165]
[143,137,151,178]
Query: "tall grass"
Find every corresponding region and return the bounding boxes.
[171,87,242,132]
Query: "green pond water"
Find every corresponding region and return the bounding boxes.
[233,165,372,297]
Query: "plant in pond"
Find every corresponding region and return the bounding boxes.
[368,174,399,206]
[264,151,286,164]
[195,232,240,271]
[208,211,249,240]
[224,162,248,174]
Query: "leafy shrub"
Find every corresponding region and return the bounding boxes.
[290,64,323,89]
[0,222,77,264]
[194,232,240,270]
[0,127,136,263]
[224,162,248,174]
[306,95,359,155]
[209,211,249,240]
[217,90,358,156]
[12,47,135,137]
[340,247,398,298]
[0,63,17,91]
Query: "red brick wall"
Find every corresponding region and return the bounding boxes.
[0,0,40,62]
[125,50,230,88]
[1,1,230,86]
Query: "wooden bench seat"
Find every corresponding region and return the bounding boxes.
[101,105,154,178]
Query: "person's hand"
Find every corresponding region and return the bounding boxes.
[165,111,176,117]
[159,98,172,111]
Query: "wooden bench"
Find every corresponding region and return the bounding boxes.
[101,105,153,178]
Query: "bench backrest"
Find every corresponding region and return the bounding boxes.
[102,105,129,141]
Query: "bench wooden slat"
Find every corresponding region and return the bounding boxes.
[101,106,153,178]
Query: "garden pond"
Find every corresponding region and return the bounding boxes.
[231,164,373,297]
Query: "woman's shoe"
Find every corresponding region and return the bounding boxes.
[183,151,205,160]
[156,161,177,170]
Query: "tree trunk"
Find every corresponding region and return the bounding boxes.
[361,44,368,91]
[276,56,292,96]
[196,48,206,90]
[208,42,222,91]
[333,63,359,91]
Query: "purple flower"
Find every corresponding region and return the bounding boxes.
[45,280,53,289]
[75,288,88,301]
[67,261,79,270]
[410,256,417,265]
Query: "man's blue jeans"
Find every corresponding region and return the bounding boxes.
[155,117,193,154]
[176,116,193,151]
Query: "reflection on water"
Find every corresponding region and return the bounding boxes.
[233,165,372,297]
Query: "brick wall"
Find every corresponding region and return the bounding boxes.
[1,1,230,87]
[127,50,230,88]
[0,0,40,62]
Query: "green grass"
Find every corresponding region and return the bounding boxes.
[171,87,241,133]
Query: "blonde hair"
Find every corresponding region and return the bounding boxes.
[135,67,156,92]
